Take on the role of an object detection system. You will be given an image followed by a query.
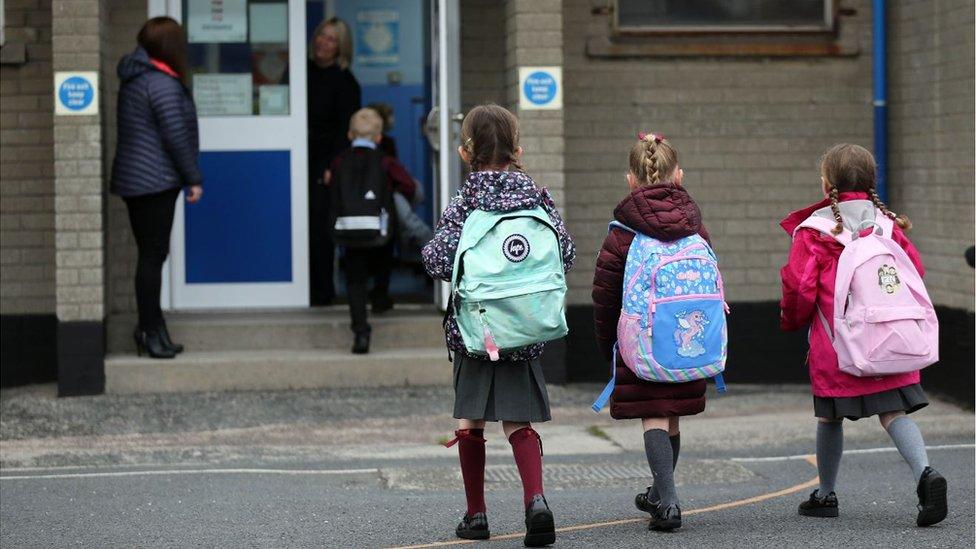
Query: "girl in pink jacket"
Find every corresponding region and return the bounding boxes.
[780,144,947,527]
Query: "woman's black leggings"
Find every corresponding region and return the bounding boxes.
[124,188,180,330]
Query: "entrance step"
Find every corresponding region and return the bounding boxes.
[105,348,452,394]
[107,306,446,353]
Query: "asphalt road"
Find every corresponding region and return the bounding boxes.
[1,383,973,548]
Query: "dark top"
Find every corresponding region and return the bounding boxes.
[329,146,417,201]
[592,185,712,419]
[111,47,202,197]
[307,60,361,180]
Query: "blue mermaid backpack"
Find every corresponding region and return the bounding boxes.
[592,222,728,412]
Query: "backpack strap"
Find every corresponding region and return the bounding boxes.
[608,221,637,234]
[850,211,895,240]
[794,216,853,245]
[591,343,618,412]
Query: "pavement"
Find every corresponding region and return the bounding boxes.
[0,383,973,548]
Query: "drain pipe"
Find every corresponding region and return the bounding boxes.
[873,0,888,201]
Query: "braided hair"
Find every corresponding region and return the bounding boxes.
[629,132,678,187]
[820,143,912,234]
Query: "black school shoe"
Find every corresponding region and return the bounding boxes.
[351,332,370,354]
[649,503,681,531]
[798,490,839,518]
[635,486,658,514]
[455,512,489,540]
[524,494,556,547]
[916,466,948,527]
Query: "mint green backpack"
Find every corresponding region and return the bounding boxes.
[450,207,568,360]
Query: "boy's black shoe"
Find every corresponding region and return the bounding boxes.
[523,494,555,547]
[916,466,948,527]
[455,512,489,540]
[649,503,681,531]
[352,332,370,354]
[635,486,658,514]
[798,490,839,518]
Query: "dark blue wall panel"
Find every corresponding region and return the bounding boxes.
[186,150,292,284]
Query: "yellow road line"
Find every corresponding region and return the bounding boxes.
[388,455,818,549]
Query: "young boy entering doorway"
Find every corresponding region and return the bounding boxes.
[325,108,416,353]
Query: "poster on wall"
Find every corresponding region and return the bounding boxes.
[259,85,289,115]
[193,74,252,116]
[356,9,399,67]
[249,3,288,43]
[187,0,247,43]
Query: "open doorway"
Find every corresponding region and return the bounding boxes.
[306,0,434,306]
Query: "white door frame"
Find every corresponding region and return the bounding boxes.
[149,0,309,309]
[433,0,461,310]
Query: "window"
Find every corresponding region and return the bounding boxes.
[183,0,290,116]
[615,0,834,34]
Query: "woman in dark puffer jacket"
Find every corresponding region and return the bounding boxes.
[111,17,202,358]
[592,133,711,532]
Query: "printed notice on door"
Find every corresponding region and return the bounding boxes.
[193,74,252,116]
[187,0,247,43]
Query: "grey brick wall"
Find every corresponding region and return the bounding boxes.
[460,0,506,110]
[889,0,975,310]
[0,0,55,315]
[505,0,565,207]
[51,0,106,322]
[562,0,875,305]
[104,0,144,317]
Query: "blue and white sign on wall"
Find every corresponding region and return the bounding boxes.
[54,71,98,116]
[356,9,399,67]
[519,66,562,110]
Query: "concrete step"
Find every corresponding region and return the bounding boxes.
[104,348,452,394]
[107,306,446,353]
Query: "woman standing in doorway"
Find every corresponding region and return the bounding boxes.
[307,17,361,305]
[111,17,202,359]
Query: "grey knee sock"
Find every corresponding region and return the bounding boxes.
[648,434,680,502]
[816,421,843,496]
[644,429,678,508]
[886,416,929,483]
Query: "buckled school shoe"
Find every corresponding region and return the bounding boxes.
[523,494,555,547]
[455,512,489,540]
[798,490,839,518]
[649,503,681,531]
[916,467,948,527]
[635,486,658,514]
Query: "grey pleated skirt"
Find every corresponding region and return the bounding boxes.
[453,354,551,422]
[814,383,929,421]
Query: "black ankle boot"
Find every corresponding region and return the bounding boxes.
[157,321,184,353]
[524,494,555,547]
[352,332,370,354]
[134,327,176,359]
[455,512,489,540]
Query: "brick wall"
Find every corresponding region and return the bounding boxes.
[52,0,105,322]
[460,0,506,110]
[104,0,144,317]
[889,0,975,310]
[562,0,875,305]
[0,0,55,315]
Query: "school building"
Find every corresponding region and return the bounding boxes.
[1,1,973,400]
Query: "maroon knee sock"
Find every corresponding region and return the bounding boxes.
[508,427,544,508]
[448,429,486,515]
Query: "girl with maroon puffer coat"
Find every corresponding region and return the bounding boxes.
[592,133,710,532]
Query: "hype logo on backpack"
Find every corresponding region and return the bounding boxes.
[593,222,728,412]
[795,212,939,377]
[451,206,568,361]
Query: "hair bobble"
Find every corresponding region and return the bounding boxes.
[637,132,664,144]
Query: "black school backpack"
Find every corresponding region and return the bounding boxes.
[329,148,393,248]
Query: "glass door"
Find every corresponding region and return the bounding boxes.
[160,0,309,309]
